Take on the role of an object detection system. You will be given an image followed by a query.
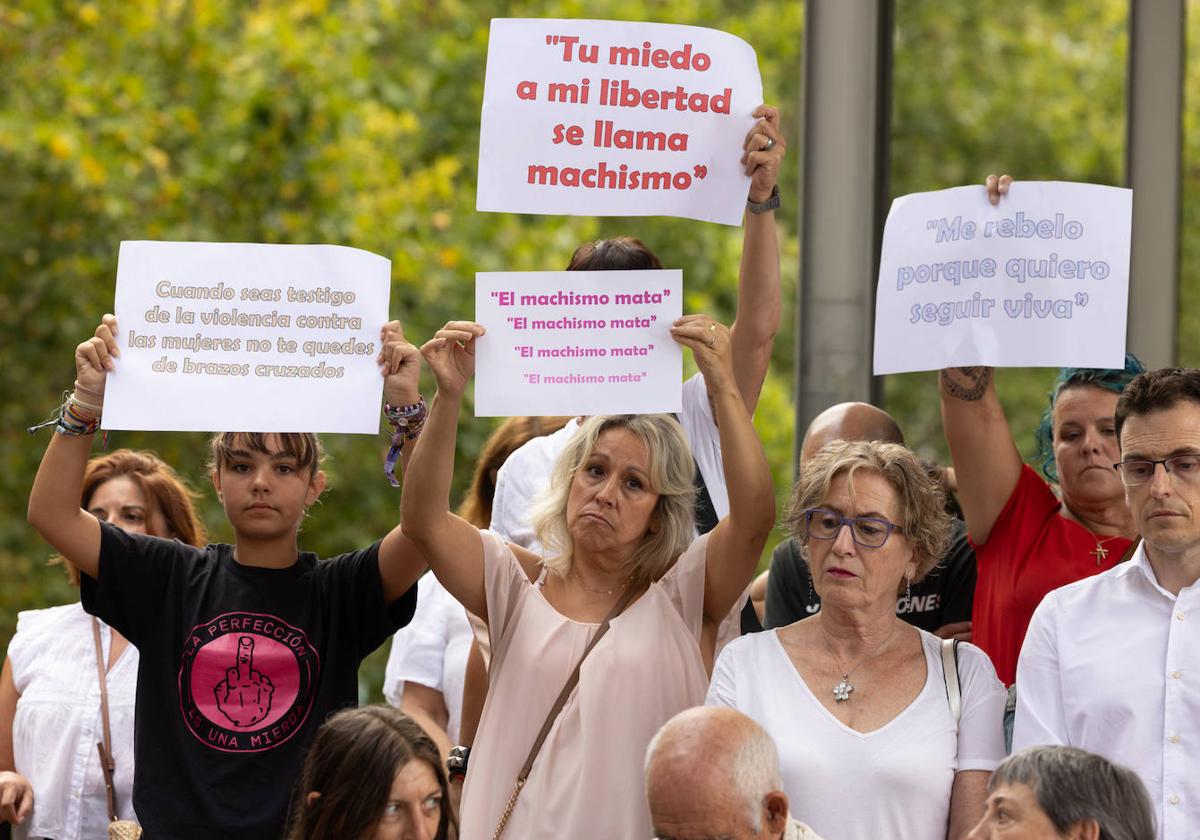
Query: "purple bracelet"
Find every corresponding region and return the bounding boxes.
[383,397,427,487]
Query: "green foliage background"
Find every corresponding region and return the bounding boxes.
[1,1,1194,699]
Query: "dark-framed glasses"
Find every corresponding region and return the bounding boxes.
[803,508,904,548]
[1113,454,1200,485]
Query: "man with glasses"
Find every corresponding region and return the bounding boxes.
[1013,368,1200,840]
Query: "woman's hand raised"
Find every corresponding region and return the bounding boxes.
[420,321,485,399]
[671,314,735,392]
[74,314,119,414]
[378,320,422,407]
[985,174,1012,206]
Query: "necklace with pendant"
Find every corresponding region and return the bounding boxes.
[1089,535,1122,567]
[572,567,632,596]
[821,620,899,703]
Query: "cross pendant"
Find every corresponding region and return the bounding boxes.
[833,676,853,702]
[1090,545,1109,566]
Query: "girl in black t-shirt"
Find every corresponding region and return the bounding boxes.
[27,316,433,839]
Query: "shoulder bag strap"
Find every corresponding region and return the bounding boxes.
[91,617,118,823]
[940,637,962,724]
[491,584,641,839]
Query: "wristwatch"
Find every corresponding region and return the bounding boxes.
[447,745,470,782]
[747,184,780,214]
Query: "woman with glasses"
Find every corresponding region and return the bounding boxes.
[707,440,1006,840]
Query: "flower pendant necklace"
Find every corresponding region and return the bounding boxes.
[822,620,899,703]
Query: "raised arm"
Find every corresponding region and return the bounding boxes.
[375,320,438,604]
[728,105,786,414]
[400,321,489,619]
[939,175,1024,544]
[672,315,776,625]
[939,367,1023,544]
[26,316,119,579]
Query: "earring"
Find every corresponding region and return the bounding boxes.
[807,567,816,600]
[905,575,912,602]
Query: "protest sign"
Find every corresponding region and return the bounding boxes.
[102,241,391,433]
[474,269,682,416]
[873,182,1131,374]
[477,18,762,225]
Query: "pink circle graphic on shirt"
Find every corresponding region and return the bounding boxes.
[178,611,319,753]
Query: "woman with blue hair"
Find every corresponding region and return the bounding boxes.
[938,176,1145,691]
[942,355,1143,688]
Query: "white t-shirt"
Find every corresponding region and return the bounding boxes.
[8,602,138,840]
[383,573,473,743]
[707,628,1006,840]
[489,373,726,550]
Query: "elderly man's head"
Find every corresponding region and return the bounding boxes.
[800,402,904,465]
[645,707,789,840]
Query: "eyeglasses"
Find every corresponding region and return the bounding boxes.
[1113,455,1200,485]
[803,508,904,548]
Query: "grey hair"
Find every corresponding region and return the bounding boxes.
[992,746,1155,840]
[728,721,783,832]
[529,414,696,587]
[644,710,783,834]
[785,439,951,590]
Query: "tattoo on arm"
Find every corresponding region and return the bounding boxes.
[940,367,992,402]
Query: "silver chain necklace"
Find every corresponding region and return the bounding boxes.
[819,620,899,703]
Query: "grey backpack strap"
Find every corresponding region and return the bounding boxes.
[941,638,962,724]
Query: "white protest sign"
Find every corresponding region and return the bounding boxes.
[474,270,682,416]
[102,241,391,433]
[873,182,1131,374]
[477,18,762,226]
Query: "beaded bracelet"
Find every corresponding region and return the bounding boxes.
[383,397,428,487]
[28,390,103,437]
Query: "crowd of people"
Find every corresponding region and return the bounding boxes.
[0,107,1187,840]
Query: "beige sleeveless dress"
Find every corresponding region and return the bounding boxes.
[458,530,744,839]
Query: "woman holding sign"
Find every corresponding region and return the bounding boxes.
[940,173,1144,691]
[25,316,427,838]
[400,316,774,839]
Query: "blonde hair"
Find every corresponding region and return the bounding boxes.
[785,440,951,587]
[530,415,696,586]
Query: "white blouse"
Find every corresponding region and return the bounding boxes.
[383,573,473,743]
[707,627,1006,840]
[8,602,138,840]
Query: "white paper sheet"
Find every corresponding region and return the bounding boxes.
[477,18,762,225]
[102,241,391,433]
[873,182,1131,374]
[474,269,682,416]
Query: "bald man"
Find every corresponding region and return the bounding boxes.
[645,707,823,840]
[764,402,977,638]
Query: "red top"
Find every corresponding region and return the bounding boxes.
[971,464,1132,685]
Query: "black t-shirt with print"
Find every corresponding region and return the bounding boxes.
[81,521,417,840]
[763,518,977,632]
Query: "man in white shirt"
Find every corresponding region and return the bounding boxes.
[1013,367,1200,840]
[645,707,823,840]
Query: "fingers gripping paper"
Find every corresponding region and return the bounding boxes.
[474,269,683,417]
[102,241,391,433]
[873,182,1131,374]
[477,18,762,225]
